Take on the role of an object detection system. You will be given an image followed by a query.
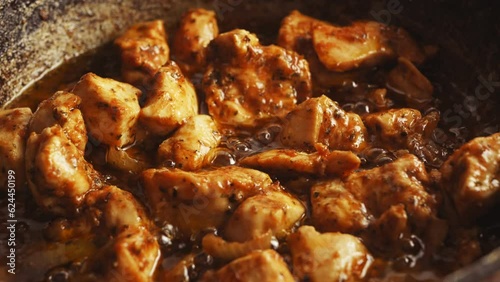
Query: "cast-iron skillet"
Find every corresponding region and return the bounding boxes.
[0,0,499,280]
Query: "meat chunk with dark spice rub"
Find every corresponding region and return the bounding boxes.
[25,125,100,216]
[173,8,219,75]
[142,166,277,236]
[240,147,360,178]
[115,20,170,86]
[0,107,32,191]
[140,61,199,136]
[288,225,373,282]
[158,115,221,171]
[29,91,87,152]
[72,73,142,147]
[280,95,367,152]
[440,133,500,224]
[203,29,312,127]
[201,250,294,282]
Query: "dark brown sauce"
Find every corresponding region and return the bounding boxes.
[3,20,500,282]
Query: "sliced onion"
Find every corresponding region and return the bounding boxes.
[106,146,148,173]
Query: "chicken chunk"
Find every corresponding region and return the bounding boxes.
[114,20,169,86]
[0,107,32,191]
[288,226,372,282]
[386,57,434,109]
[311,180,371,234]
[203,29,312,127]
[77,227,159,282]
[312,21,393,72]
[240,148,360,178]
[202,232,273,261]
[72,73,141,147]
[440,133,500,223]
[279,10,426,71]
[201,250,294,282]
[173,8,219,75]
[139,61,198,136]
[224,191,305,242]
[25,125,99,216]
[364,108,422,149]
[345,154,438,230]
[29,91,87,152]
[280,95,367,152]
[142,166,276,235]
[158,115,221,170]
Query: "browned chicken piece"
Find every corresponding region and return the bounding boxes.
[72,73,141,147]
[202,232,273,261]
[386,57,434,109]
[172,8,219,75]
[281,95,367,152]
[279,10,426,71]
[29,91,87,152]
[203,29,312,127]
[114,20,169,86]
[142,166,277,235]
[364,108,422,148]
[240,147,360,178]
[0,107,32,191]
[224,191,305,242]
[139,61,198,136]
[364,108,443,165]
[288,225,372,282]
[312,21,393,72]
[78,227,159,282]
[311,179,371,234]
[348,154,438,231]
[201,250,294,282]
[25,125,99,216]
[161,254,195,282]
[45,185,160,281]
[440,133,500,224]
[158,115,221,170]
[312,154,444,255]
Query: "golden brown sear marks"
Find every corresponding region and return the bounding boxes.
[72,73,142,147]
[173,8,219,76]
[440,133,500,224]
[280,95,367,152]
[0,107,32,190]
[203,29,312,127]
[115,20,169,86]
[141,166,277,236]
[29,91,87,152]
[288,225,373,282]
[139,61,198,136]
[201,249,295,282]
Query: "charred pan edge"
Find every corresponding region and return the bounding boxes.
[0,0,198,106]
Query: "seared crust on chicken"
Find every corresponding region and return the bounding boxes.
[173,8,219,75]
[140,61,198,136]
[0,107,32,190]
[115,20,169,86]
[281,95,367,152]
[203,29,312,127]
[224,191,305,242]
[240,147,360,178]
[73,73,142,147]
[158,115,221,170]
[29,91,87,152]
[288,225,372,282]
[440,133,500,223]
[142,166,276,235]
[25,125,99,216]
[201,250,294,282]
